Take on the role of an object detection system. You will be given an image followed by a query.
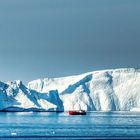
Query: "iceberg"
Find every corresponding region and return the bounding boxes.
[0,68,140,111]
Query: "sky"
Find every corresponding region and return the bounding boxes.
[0,0,140,84]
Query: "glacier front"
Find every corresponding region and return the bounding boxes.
[0,68,140,111]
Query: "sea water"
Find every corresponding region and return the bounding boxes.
[0,112,140,139]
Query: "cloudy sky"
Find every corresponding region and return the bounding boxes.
[0,0,140,84]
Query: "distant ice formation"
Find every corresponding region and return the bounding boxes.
[0,68,140,111]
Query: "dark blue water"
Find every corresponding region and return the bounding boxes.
[0,112,140,139]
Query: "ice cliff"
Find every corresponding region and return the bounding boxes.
[0,68,140,111]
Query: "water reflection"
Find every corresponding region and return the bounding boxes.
[0,112,140,138]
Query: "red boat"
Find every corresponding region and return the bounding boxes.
[68,110,86,115]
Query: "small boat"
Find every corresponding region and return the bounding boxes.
[68,110,86,115]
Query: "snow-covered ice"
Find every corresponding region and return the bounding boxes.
[0,68,140,111]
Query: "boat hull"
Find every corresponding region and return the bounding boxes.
[68,111,86,115]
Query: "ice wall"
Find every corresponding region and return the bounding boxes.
[0,68,140,111]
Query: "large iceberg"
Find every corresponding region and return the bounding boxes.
[0,68,140,111]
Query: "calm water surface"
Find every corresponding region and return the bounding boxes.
[0,112,140,139]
